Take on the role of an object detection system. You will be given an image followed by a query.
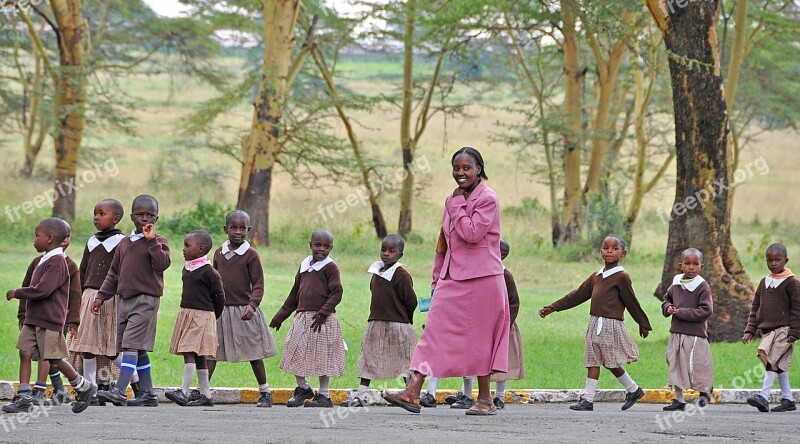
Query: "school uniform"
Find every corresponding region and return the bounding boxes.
[744,273,800,372]
[95,230,171,352]
[272,256,345,377]
[548,267,652,368]
[169,259,225,358]
[492,268,525,382]
[662,274,714,392]
[356,261,417,380]
[212,241,278,362]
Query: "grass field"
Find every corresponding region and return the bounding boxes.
[1,55,799,391]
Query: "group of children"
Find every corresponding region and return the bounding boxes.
[3,196,799,415]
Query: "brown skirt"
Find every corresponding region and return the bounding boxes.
[492,322,525,381]
[584,316,639,368]
[215,305,278,362]
[356,321,416,380]
[758,326,794,372]
[279,311,345,377]
[666,333,714,392]
[69,289,117,356]
[169,308,218,357]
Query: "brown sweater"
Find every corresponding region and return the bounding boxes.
[18,255,81,332]
[272,261,343,324]
[12,254,70,332]
[505,268,520,325]
[180,265,225,318]
[744,277,800,339]
[213,247,264,307]
[367,267,417,324]
[96,234,171,300]
[548,271,652,332]
[79,228,125,290]
[661,280,713,338]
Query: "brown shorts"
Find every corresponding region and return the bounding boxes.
[16,325,68,360]
[117,295,160,352]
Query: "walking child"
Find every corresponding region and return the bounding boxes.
[742,243,800,412]
[539,234,652,411]
[342,234,417,407]
[94,195,171,407]
[206,210,278,407]
[662,248,714,411]
[165,231,225,407]
[3,218,96,414]
[270,229,345,408]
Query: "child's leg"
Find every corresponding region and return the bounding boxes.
[35,357,50,395]
[582,367,600,402]
[777,371,793,400]
[296,375,310,389]
[760,371,778,399]
[319,376,330,397]
[53,359,94,393]
[182,353,197,395]
[17,351,33,397]
[82,352,97,386]
[196,356,211,398]
[463,377,474,399]
[250,359,269,392]
[427,376,439,396]
[206,359,217,381]
[48,366,67,393]
[136,351,153,395]
[358,378,371,394]
[607,366,639,393]
[495,380,506,400]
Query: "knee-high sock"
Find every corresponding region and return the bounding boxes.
[116,352,138,394]
[495,381,507,399]
[427,377,438,396]
[674,387,685,403]
[463,377,474,399]
[295,375,310,389]
[49,368,65,391]
[136,352,153,394]
[777,372,792,400]
[616,371,639,393]
[182,363,196,395]
[197,369,211,398]
[761,371,777,399]
[83,358,97,386]
[319,376,330,396]
[583,378,599,402]
[69,375,91,393]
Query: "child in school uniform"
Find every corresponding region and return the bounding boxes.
[270,229,345,408]
[661,248,714,411]
[742,243,800,413]
[540,234,652,411]
[341,234,417,407]
[3,218,96,414]
[165,231,225,407]
[206,210,278,408]
[70,199,127,406]
[94,194,171,407]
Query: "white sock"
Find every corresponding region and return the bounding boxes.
[258,383,270,392]
[83,358,98,385]
[495,381,506,399]
[777,372,793,400]
[427,377,438,396]
[131,369,140,383]
[463,377,474,399]
[583,378,599,403]
[295,375,310,389]
[674,387,685,403]
[616,371,639,393]
[182,363,196,395]
[69,375,90,392]
[319,376,330,396]
[357,384,369,396]
[761,371,777,399]
[197,369,211,398]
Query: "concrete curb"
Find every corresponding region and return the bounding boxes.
[2,381,797,405]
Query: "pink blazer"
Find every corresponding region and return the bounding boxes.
[432,180,503,285]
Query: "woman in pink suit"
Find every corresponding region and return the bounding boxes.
[384,147,510,416]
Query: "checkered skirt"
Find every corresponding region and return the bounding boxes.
[279,311,345,377]
[584,316,639,368]
[356,320,416,380]
[758,326,794,372]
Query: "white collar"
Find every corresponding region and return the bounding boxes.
[221,240,250,256]
[38,248,65,267]
[597,265,625,279]
[130,229,145,242]
[299,255,333,273]
[87,233,125,252]
[766,275,790,289]
[185,257,211,272]
[368,261,403,281]
[671,273,706,292]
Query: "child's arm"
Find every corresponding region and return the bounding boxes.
[241,253,265,320]
[662,287,676,317]
[65,257,82,335]
[16,258,38,328]
[540,273,594,318]
[787,279,800,341]
[395,269,418,325]
[617,275,652,337]
[269,271,301,330]
[742,283,763,343]
[78,244,89,291]
[11,260,68,302]
[146,233,171,272]
[505,270,520,325]
[317,265,344,317]
[671,282,713,323]
[210,269,226,319]
[447,194,497,245]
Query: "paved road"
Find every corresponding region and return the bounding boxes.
[0,402,796,443]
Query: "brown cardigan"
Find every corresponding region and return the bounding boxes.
[213,247,265,307]
[272,261,343,324]
[744,277,800,339]
[18,255,81,332]
[367,267,417,324]
[12,254,70,332]
[662,280,713,338]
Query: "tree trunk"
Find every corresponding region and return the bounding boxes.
[647,0,754,342]
[559,0,583,243]
[237,0,301,246]
[397,0,416,239]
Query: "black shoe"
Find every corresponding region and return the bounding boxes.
[569,398,593,411]
[165,389,190,406]
[663,400,686,411]
[187,394,213,407]
[698,391,711,407]
[257,391,273,408]
[493,396,505,409]
[340,395,368,408]
[771,398,796,412]
[304,393,333,408]
[94,384,109,406]
[72,382,97,414]
[445,391,462,405]
[621,387,645,411]
[130,382,142,399]
[419,392,437,408]
[49,389,73,406]
[97,388,127,406]
[127,391,158,407]
[286,386,315,407]
[2,395,32,413]
[747,394,769,412]
[30,388,48,406]
[450,394,475,409]
[189,389,202,402]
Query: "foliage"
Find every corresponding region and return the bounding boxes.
[158,198,232,242]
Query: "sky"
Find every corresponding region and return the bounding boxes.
[142,0,190,17]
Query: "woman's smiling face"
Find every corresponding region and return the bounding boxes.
[452,153,480,190]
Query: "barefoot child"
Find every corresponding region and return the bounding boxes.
[342,234,417,407]
[165,231,225,407]
[70,199,127,405]
[270,229,345,408]
[3,218,96,414]
[207,210,278,408]
[94,195,171,407]
[539,234,651,411]
[742,243,800,413]
[661,248,714,411]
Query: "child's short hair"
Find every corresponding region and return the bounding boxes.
[132,194,159,212]
[681,247,703,263]
[500,238,510,254]
[38,217,70,243]
[451,146,488,180]
[766,243,788,259]
[188,230,213,253]
[311,229,333,243]
[383,234,405,252]
[603,234,627,251]
[226,209,250,226]
[100,198,125,217]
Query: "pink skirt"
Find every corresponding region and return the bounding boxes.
[410,273,509,378]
